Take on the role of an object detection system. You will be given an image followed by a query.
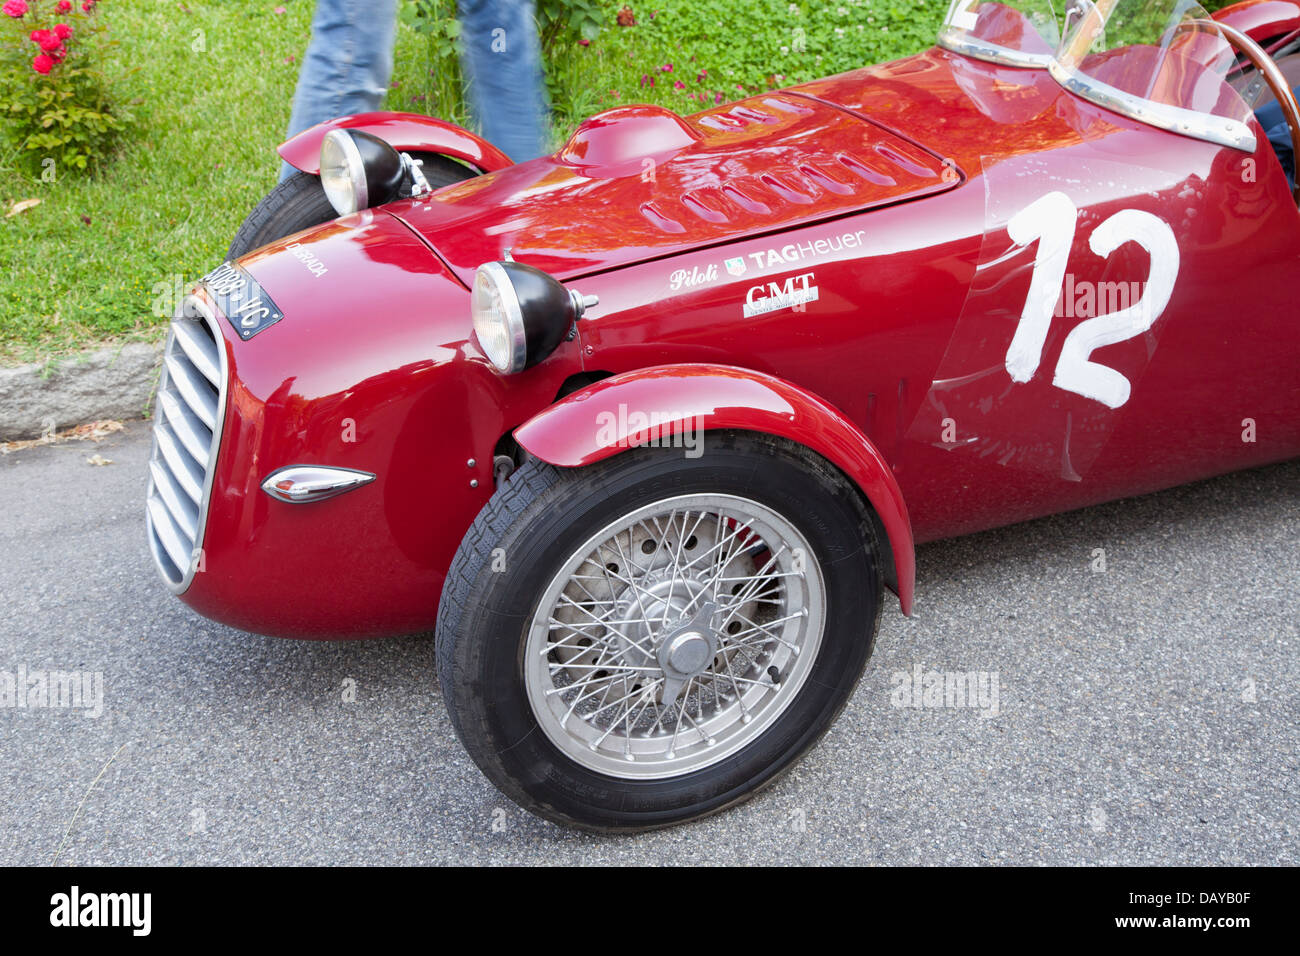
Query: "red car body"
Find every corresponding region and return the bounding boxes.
[153,10,1300,640]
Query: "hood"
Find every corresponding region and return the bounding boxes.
[388,92,958,284]
[225,210,485,403]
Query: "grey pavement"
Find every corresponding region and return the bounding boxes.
[0,421,1296,865]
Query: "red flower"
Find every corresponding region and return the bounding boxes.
[673,80,685,90]
[57,0,72,10]
[3,0,29,18]
[38,32,63,52]
[616,5,635,26]
[577,38,589,46]
[54,23,73,39]
[32,53,54,74]
[29,28,45,41]
[659,63,673,72]
[82,0,96,11]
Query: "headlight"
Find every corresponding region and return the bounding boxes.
[471,260,598,374]
[319,129,406,216]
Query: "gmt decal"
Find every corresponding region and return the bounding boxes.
[203,261,286,340]
[744,271,818,317]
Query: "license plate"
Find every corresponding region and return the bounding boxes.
[201,261,285,340]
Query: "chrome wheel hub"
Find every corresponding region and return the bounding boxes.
[524,493,827,780]
[656,601,719,710]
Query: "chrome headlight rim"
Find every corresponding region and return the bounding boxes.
[473,261,529,374]
[320,128,369,216]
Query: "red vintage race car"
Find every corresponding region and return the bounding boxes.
[146,0,1300,830]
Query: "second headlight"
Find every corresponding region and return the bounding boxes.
[471,260,598,374]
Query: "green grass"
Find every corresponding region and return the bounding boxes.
[0,0,316,362]
[0,0,945,362]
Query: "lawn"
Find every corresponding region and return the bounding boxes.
[0,0,942,363]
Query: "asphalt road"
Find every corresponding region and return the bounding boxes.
[1,422,1296,865]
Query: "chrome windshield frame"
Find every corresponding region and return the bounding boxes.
[937,25,1057,68]
[937,1,1260,152]
[1047,58,1258,151]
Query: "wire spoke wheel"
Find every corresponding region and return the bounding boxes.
[524,493,826,779]
[438,435,881,830]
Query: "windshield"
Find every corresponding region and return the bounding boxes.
[939,0,1064,67]
[1053,0,1254,149]
[939,0,1256,151]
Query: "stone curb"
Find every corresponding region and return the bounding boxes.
[0,343,162,441]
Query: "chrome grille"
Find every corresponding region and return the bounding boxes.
[146,294,227,592]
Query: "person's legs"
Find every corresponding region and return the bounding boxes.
[280,0,399,181]
[458,0,550,162]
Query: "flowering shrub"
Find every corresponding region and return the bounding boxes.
[0,0,127,173]
[537,0,605,53]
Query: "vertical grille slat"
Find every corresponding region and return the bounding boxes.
[149,459,199,540]
[153,423,204,502]
[147,495,194,575]
[157,389,214,467]
[146,296,227,592]
[170,314,222,386]
[164,351,218,430]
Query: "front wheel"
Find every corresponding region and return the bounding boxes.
[226,153,477,260]
[435,432,883,831]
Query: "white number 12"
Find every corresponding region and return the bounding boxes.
[1003,191,1180,409]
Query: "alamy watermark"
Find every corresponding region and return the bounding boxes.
[890,663,1000,718]
[1,666,103,718]
[595,404,706,459]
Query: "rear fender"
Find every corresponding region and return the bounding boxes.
[513,364,916,615]
[278,111,514,175]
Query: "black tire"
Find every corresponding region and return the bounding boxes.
[226,153,478,260]
[435,431,883,832]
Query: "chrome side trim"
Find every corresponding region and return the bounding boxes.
[260,465,377,504]
[937,29,1056,69]
[145,291,228,595]
[1048,60,1257,152]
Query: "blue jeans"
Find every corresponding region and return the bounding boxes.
[281,0,398,181]
[458,0,550,162]
[280,0,547,182]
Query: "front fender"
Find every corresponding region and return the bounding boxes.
[278,111,514,175]
[514,364,915,615]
